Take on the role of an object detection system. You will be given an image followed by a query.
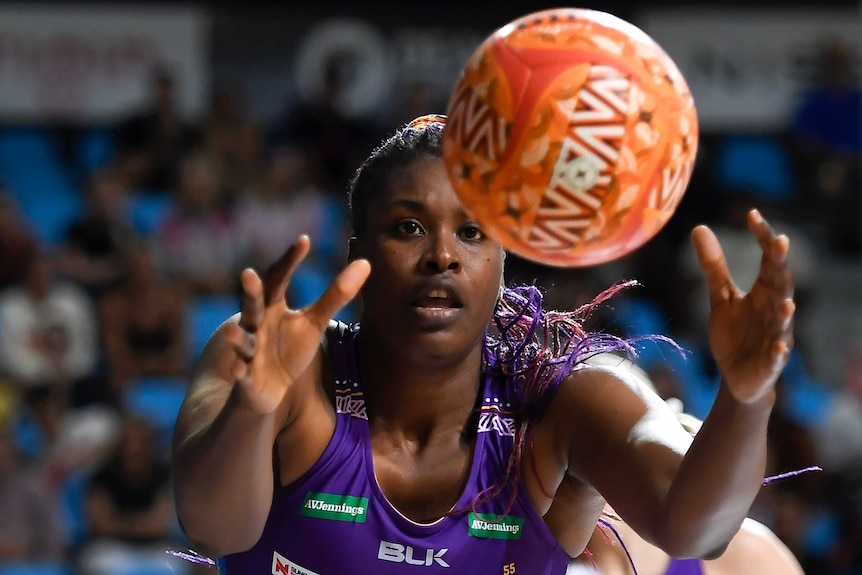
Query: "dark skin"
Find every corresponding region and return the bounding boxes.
[172,155,795,561]
[351,158,502,521]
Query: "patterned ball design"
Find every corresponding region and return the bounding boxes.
[442,8,698,267]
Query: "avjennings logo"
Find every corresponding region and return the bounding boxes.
[300,492,368,522]
[467,513,524,540]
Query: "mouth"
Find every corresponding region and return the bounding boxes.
[411,287,463,310]
[408,285,464,327]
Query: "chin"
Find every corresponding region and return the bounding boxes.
[393,322,484,366]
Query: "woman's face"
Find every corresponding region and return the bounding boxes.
[351,155,504,365]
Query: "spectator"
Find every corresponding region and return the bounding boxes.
[78,415,184,575]
[789,38,861,257]
[271,54,378,195]
[58,166,138,298]
[151,152,244,296]
[0,424,67,565]
[235,146,331,270]
[0,190,38,292]
[101,243,188,398]
[202,90,267,198]
[0,250,99,394]
[12,384,121,509]
[115,66,201,192]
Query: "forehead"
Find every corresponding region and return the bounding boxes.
[375,155,469,215]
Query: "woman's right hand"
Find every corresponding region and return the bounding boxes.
[222,235,370,415]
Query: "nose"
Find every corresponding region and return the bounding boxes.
[422,233,461,273]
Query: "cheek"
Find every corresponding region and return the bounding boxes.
[363,247,412,290]
[472,254,505,304]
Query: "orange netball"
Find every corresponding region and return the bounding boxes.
[442,8,698,267]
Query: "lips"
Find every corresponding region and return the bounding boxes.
[411,286,463,309]
[407,281,465,328]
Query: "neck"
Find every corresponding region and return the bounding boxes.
[356,329,484,442]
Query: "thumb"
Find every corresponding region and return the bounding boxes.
[305,259,371,330]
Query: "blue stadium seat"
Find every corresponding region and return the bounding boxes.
[0,127,62,176]
[290,264,331,310]
[78,126,116,176]
[123,376,189,451]
[16,186,83,246]
[126,192,175,237]
[0,562,74,575]
[186,295,240,362]
[714,135,795,201]
[59,471,90,549]
[0,126,82,246]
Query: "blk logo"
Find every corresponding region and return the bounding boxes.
[378,540,450,567]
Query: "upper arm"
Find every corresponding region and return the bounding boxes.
[540,363,694,544]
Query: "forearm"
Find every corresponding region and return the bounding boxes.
[172,380,281,555]
[658,384,774,557]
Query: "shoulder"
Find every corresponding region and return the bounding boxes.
[551,355,670,426]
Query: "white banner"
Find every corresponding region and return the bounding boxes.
[638,9,861,130]
[0,4,210,122]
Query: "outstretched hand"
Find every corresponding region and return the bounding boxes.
[222,235,371,414]
[692,209,795,404]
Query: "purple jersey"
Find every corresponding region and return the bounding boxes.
[665,558,705,575]
[223,322,570,574]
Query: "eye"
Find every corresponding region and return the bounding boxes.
[459,224,485,241]
[395,220,424,236]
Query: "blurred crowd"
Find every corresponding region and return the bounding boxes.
[0,31,859,575]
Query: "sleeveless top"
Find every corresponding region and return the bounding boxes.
[222,322,570,574]
[665,558,705,575]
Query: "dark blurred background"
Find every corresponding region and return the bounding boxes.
[0,1,859,574]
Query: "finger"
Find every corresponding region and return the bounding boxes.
[772,339,792,366]
[231,357,253,388]
[238,268,265,333]
[781,298,796,325]
[306,259,372,330]
[262,235,312,307]
[691,224,736,309]
[748,210,794,298]
[765,299,795,363]
[747,209,788,259]
[223,322,257,362]
[780,298,796,340]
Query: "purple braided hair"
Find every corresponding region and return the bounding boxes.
[470,281,681,515]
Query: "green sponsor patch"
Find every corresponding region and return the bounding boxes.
[467,512,524,540]
[300,492,368,522]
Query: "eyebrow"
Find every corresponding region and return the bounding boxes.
[379,197,474,221]
[380,198,427,212]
